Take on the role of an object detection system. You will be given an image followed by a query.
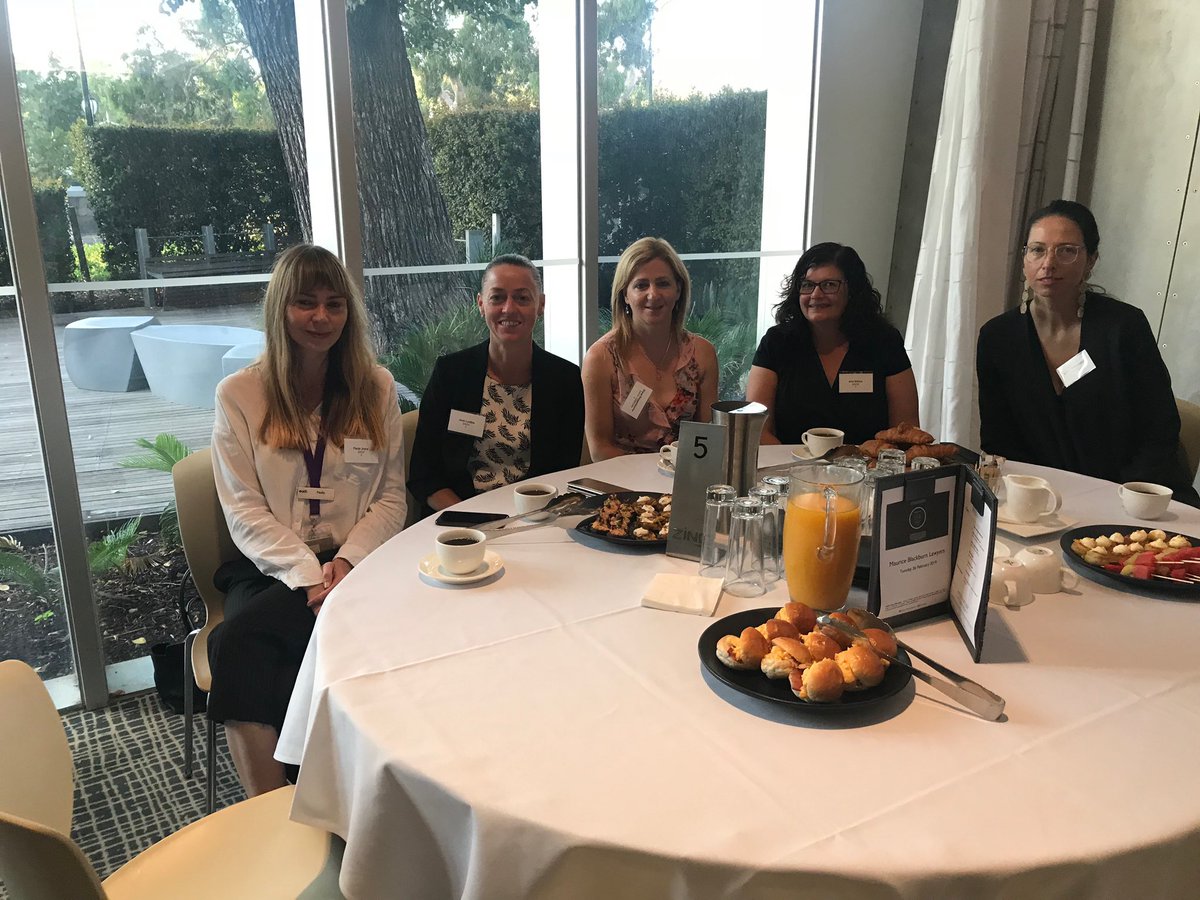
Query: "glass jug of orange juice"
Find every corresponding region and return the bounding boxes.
[783,464,864,610]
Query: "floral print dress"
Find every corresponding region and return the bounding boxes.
[601,331,702,454]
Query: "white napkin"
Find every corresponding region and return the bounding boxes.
[641,573,723,616]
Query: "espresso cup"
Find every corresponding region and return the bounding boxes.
[1118,482,1173,520]
[1003,474,1062,524]
[435,528,487,575]
[658,441,679,466]
[990,557,1034,608]
[800,427,844,457]
[1014,546,1079,594]
[514,482,558,519]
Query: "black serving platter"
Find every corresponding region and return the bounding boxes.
[574,491,669,549]
[697,608,912,711]
[1060,524,1200,599]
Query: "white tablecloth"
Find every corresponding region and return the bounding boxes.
[278,449,1200,899]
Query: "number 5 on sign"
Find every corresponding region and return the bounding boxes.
[666,422,727,561]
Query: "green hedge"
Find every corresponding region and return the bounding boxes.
[0,180,74,288]
[71,121,300,278]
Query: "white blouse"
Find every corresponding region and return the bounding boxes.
[211,365,407,590]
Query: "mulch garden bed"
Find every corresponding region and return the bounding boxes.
[0,532,196,681]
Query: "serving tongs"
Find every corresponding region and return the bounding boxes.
[474,491,589,538]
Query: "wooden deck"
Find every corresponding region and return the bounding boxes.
[0,304,262,534]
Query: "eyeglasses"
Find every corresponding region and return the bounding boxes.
[798,279,844,295]
[1023,243,1083,264]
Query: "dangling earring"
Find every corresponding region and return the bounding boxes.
[1020,280,1033,315]
[624,302,632,316]
[1077,281,1089,320]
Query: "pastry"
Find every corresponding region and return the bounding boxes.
[819,611,858,648]
[905,442,958,462]
[790,658,845,702]
[757,619,800,642]
[760,637,813,679]
[834,645,886,690]
[858,439,897,459]
[775,602,817,633]
[715,627,771,670]
[875,422,935,446]
[856,627,897,660]
[800,630,841,662]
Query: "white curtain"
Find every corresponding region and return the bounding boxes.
[904,0,1094,447]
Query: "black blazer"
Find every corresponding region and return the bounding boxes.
[407,340,584,518]
[977,293,1198,505]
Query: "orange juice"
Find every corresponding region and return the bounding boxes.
[783,492,861,610]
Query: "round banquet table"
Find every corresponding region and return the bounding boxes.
[277,448,1200,900]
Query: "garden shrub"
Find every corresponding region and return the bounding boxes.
[0,179,74,289]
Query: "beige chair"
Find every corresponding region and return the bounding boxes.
[1176,398,1200,480]
[401,408,420,528]
[172,448,241,813]
[0,659,342,900]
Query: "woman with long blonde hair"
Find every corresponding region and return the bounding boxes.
[582,237,718,459]
[209,244,406,795]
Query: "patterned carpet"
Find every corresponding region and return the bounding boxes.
[64,691,246,878]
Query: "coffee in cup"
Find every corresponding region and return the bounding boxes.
[514,482,558,519]
[658,441,679,466]
[1118,482,1172,520]
[436,528,487,574]
[799,427,844,458]
[1003,474,1062,524]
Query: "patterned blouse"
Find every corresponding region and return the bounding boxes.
[600,330,702,454]
[469,375,533,493]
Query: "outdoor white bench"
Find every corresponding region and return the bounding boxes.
[221,341,264,377]
[131,325,264,409]
[63,315,159,392]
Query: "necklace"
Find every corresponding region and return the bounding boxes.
[639,334,675,381]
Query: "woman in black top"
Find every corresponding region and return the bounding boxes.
[977,200,1198,504]
[746,242,919,445]
[407,254,584,519]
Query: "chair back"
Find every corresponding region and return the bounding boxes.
[1176,398,1200,480]
[401,408,419,528]
[0,811,106,900]
[0,660,73,834]
[172,448,240,692]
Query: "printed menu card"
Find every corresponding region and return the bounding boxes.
[867,464,997,661]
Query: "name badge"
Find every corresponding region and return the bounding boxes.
[448,409,486,437]
[297,486,335,501]
[620,380,653,419]
[343,438,379,464]
[304,522,335,553]
[1056,350,1096,389]
[839,372,874,394]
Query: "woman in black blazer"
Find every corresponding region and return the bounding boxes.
[407,255,584,518]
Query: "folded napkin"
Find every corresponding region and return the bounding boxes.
[641,573,723,616]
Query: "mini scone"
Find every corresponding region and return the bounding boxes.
[757,619,800,642]
[800,629,841,662]
[834,644,886,691]
[715,627,771,670]
[775,602,817,633]
[790,658,845,702]
[760,637,813,679]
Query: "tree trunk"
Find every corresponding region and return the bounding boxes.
[230,0,469,353]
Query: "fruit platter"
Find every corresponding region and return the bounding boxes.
[1060,524,1200,597]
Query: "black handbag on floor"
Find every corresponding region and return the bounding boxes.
[150,640,208,715]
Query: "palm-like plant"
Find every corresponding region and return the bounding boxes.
[121,434,194,546]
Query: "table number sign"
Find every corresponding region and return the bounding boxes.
[866,464,998,661]
[666,421,726,561]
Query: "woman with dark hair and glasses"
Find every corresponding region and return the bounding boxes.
[746,242,919,445]
[977,199,1198,503]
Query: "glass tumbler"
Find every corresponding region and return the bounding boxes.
[723,497,766,597]
[876,448,907,475]
[749,484,782,583]
[910,456,940,471]
[699,484,737,576]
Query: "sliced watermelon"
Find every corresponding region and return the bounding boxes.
[1104,563,1124,572]
[1129,564,1152,580]
[1134,551,1157,567]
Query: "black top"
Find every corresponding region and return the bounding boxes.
[407,340,585,519]
[752,321,912,445]
[977,293,1198,505]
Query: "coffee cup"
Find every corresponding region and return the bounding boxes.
[659,441,679,466]
[436,528,487,575]
[799,427,844,458]
[990,557,1034,608]
[514,482,558,519]
[1003,474,1062,524]
[1014,546,1079,594]
[1118,482,1173,520]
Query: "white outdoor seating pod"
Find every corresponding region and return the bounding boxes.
[220,341,264,377]
[131,325,264,409]
[63,315,159,392]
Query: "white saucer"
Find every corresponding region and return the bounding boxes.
[993,539,1012,559]
[790,446,817,461]
[657,457,675,477]
[995,506,1078,539]
[418,550,504,584]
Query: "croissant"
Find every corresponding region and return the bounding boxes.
[858,439,897,459]
[906,442,958,462]
[875,422,935,446]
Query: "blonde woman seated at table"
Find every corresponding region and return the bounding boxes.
[209,244,407,796]
[582,237,718,459]
[407,255,584,517]
[977,199,1199,506]
[746,242,919,446]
